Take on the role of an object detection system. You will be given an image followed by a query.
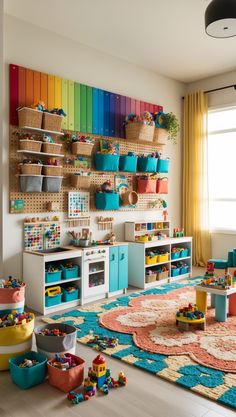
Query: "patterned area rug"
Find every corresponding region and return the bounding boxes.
[44,277,236,410]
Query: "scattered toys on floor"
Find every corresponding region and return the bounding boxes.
[0,311,34,328]
[87,335,118,351]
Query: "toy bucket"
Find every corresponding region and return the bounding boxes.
[34,323,77,359]
[47,353,85,392]
[137,178,157,194]
[121,191,138,206]
[9,351,47,389]
[0,314,34,371]
[95,192,119,210]
[0,284,25,314]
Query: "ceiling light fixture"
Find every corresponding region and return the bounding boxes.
[205,0,236,38]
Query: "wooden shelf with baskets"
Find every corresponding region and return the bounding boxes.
[20,125,64,136]
[17,150,64,158]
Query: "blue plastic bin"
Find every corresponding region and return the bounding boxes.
[62,288,80,302]
[156,159,170,173]
[180,249,189,258]
[45,270,62,283]
[95,153,119,171]
[171,267,181,277]
[180,266,189,275]
[171,251,181,260]
[119,155,137,172]
[9,351,47,389]
[45,293,62,307]
[61,265,79,280]
[95,192,119,210]
[137,156,157,172]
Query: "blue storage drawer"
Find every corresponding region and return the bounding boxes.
[119,155,137,172]
[137,157,157,172]
[171,252,181,260]
[61,265,79,279]
[9,351,47,389]
[95,192,119,210]
[157,159,169,173]
[45,270,62,283]
[95,153,119,171]
[45,293,62,307]
[180,266,189,275]
[62,288,80,302]
[171,268,181,277]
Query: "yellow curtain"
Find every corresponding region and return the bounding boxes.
[182,91,211,266]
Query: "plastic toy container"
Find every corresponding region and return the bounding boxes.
[0,314,34,371]
[180,266,189,275]
[181,249,189,258]
[137,178,157,194]
[61,265,79,279]
[171,267,181,277]
[9,351,47,389]
[137,156,157,172]
[95,153,119,171]
[19,175,43,192]
[119,155,137,172]
[157,253,169,263]
[34,323,77,359]
[95,192,119,210]
[45,293,62,307]
[156,159,170,173]
[47,353,85,392]
[45,270,62,284]
[62,288,80,302]
[145,255,158,265]
[145,273,157,283]
[171,251,181,260]
[42,176,63,192]
[0,284,25,314]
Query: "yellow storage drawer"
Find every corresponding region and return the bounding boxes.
[156,253,169,263]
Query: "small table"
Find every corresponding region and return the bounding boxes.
[195,285,236,322]
[176,315,205,331]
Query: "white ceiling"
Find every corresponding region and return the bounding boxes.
[4,0,236,83]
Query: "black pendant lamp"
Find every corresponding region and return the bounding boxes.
[205,0,236,38]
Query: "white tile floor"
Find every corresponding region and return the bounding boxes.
[0,267,235,417]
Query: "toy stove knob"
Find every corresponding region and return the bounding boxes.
[86,251,90,256]
[102,250,106,253]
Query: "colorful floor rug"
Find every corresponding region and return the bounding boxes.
[44,277,236,410]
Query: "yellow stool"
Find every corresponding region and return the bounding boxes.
[196,290,207,314]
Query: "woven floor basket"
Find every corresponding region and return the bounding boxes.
[18,108,43,129]
[125,123,154,142]
[19,140,42,152]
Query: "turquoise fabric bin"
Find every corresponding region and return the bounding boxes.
[181,249,189,258]
[119,155,137,172]
[208,259,228,269]
[171,252,181,260]
[95,153,119,171]
[9,351,47,389]
[62,288,80,302]
[45,293,62,307]
[180,266,189,275]
[45,270,62,283]
[137,156,157,172]
[171,267,181,277]
[228,250,234,267]
[61,265,79,279]
[157,159,169,173]
[95,192,119,210]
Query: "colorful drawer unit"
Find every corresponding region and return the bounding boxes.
[109,245,128,293]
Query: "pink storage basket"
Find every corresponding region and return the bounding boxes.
[156,178,168,194]
[0,285,25,314]
[137,178,157,194]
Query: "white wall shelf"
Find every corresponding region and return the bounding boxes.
[125,220,171,242]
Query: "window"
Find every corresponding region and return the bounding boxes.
[208,107,236,232]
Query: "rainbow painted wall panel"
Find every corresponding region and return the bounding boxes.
[9,64,163,136]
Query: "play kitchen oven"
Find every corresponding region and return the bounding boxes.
[82,247,109,302]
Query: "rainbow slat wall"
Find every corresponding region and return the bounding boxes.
[9,64,163,137]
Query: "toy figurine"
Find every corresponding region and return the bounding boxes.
[101,180,112,193]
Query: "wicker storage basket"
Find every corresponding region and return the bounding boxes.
[42,113,63,132]
[71,175,91,189]
[20,164,43,175]
[145,273,157,283]
[18,108,43,129]
[42,165,62,176]
[42,143,62,155]
[125,123,154,142]
[72,142,94,156]
[156,270,169,280]
[153,128,168,145]
[19,140,42,152]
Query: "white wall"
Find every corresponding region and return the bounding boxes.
[0,0,3,275]
[188,70,236,259]
[3,15,185,278]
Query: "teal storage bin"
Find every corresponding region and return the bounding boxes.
[171,267,181,277]
[228,250,234,267]
[9,351,47,389]
[137,156,157,172]
[209,259,228,269]
[62,287,80,302]
[45,270,62,283]
[45,293,62,307]
[61,265,79,279]
[95,153,119,171]
[181,249,189,258]
[171,251,181,260]
[95,192,119,210]
[119,155,137,172]
[157,159,169,173]
[180,266,189,275]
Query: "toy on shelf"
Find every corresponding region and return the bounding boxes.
[173,228,184,238]
[176,303,205,331]
[106,232,116,245]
